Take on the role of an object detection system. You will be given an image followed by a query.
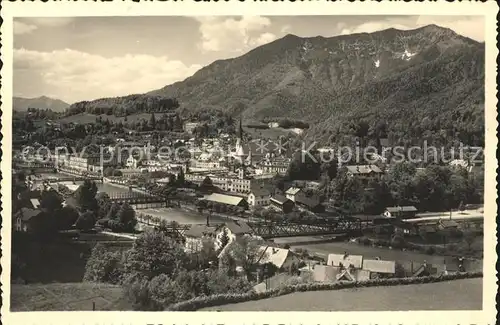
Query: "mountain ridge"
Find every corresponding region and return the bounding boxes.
[65,24,484,146]
[148,24,482,119]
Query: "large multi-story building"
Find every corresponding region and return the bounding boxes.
[190,159,224,170]
[59,154,117,173]
[185,169,258,194]
[345,165,383,184]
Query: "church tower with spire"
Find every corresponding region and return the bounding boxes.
[234,117,245,164]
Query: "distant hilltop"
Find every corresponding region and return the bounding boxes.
[13,96,70,112]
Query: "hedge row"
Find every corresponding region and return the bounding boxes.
[165,271,483,311]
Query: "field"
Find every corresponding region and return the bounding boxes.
[201,278,483,311]
[12,232,133,283]
[10,283,130,311]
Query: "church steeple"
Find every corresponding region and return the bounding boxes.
[234,116,245,164]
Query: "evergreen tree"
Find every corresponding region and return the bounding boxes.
[149,113,156,130]
[117,202,137,232]
[217,228,230,254]
[74,180,98,212]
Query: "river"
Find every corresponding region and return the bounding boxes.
[38,172,220,225]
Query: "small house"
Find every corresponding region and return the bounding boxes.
[285,187,302,202]
[257,246,300,273]
[183,224,220,253]
[438,219,459,231]
[269,195,295,213]
[362,259,396,279]
[14,208,44,233]
[295,195,324,213]
[384,206,418,219]
[327,253,364,282]
[215,221,254,249]
[247,187,271,208]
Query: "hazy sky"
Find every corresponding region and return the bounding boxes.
[13,15,484,104]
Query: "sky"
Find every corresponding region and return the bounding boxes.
[13,15,484,104]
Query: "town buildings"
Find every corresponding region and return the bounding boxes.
[312,253,396,282]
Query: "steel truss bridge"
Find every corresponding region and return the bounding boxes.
[247,218,369,239]
[108,191,169,206]
[46,176,103,183]
[143,218,370,240]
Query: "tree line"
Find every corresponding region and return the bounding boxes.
[66,95,180,116]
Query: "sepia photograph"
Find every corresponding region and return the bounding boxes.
[5,13,491,314]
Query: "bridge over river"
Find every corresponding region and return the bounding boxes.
[137,212,367,239]
[108,191,169,209]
